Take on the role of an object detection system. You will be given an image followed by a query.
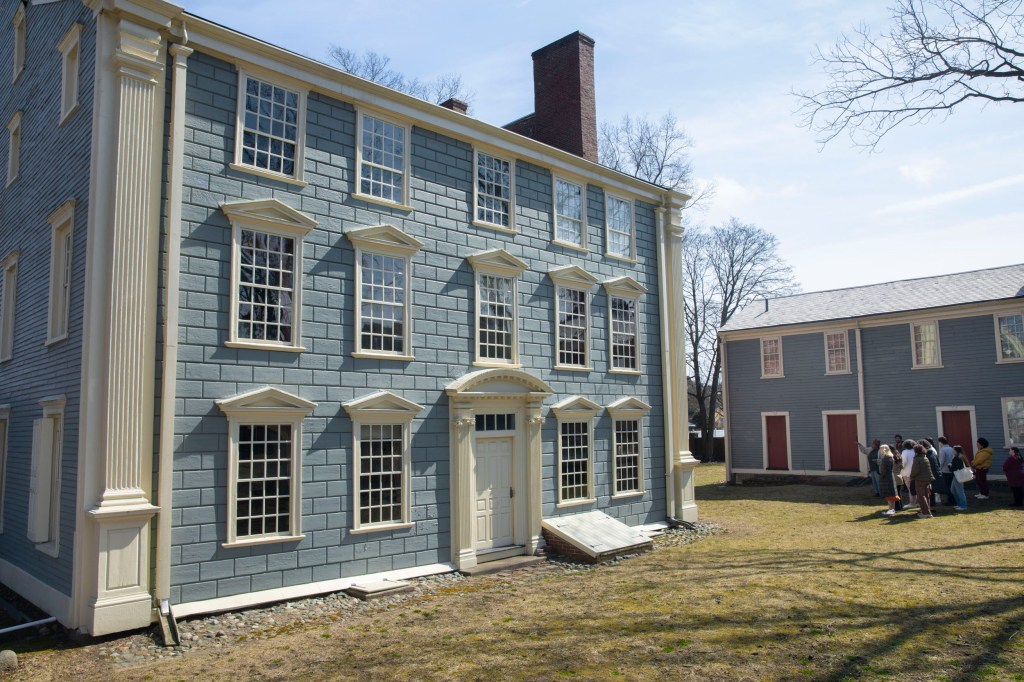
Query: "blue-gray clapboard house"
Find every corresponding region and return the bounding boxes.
[719,264,1024,482]
[0,0,698,635]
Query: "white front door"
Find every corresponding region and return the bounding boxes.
[474,436,514,549]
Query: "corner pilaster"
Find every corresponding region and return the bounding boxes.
[525,401,545,554]
[450,405,477,571]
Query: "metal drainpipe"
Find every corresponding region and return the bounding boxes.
[655,204,677,520]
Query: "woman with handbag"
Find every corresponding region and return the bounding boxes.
[949,445,971,511]
[878,445,900,516]
[1003,446,1023,507]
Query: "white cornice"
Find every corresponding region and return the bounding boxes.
[216,386,317,418]
[606,397,652,417]
[345,223,424,256]
[549,264,598,289]
[467,248,528,276]
[221,198,317,236]
[551,395,602,418]
[603,275,647,299]
[343,390,424,419]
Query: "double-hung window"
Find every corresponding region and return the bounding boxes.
[604,276,646,373]
[346,224,423,360]
[217,387,316,547]
[605,194,634,260]
[58,24,81,123]
[553,177,585,249]
[474,150,514,230]
[7,111,21,186]
[0,405,9,533]
[761,336,783,378]
[12,4,25,83]
[0,251,17,362]
[468,249,527,367]
[222,199,316,352]
[550,265,597,371]
[552,396,601,505]
[357,111,409,207]
[343,391,423,533]
[911,321,941,368]
[47,200,74,345]
[995,312,1024,362]
[824,330,849,374]
[29,396,65,556]
[607,397,651,497]
[234,72,305,181]
[1003,397,1024,448]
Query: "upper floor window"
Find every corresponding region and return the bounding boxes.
[761,336,783,378]
[357,111,408,206]
[221,198,316,352]
[47,200,74,345]
[12,4,25,83]
[468,249,527,367]
[1003,397,1024,448]
[911,320,941,369]
[474,150,513,231]
[606,194,634,260]
[58,24,81,123]
[552,396,601,506]
[346,224,423,361]
[553,177,585,249]
[996,312,1024,362]
[0,251,17,362]
[29,396,65,557]
[235,73,304,180]
[217,387,317,547]
[604,276,647,374]
[824,330,849,374]
[7,111,22,186]
[550,265,597,371]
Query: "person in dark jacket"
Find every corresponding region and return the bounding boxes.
[1003,446,1024,507]
[877,445,900,515]
[910,443,936,518]
[923,438,942,507]
[859,439,882,497]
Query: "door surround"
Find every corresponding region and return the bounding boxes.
[935,406,977,457]
[822,410,865,473]
[446,369,552,571]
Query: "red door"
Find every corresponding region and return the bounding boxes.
[827,414,860,471]
[765,416,789,470]
[941,411,974,459]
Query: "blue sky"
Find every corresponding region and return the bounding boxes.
[185,0,1023,294]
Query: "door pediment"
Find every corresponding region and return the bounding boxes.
[446,368,553,399]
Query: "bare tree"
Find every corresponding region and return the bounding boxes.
[327,46,475,108]
[684,220,800,462]
[796,0,1024,148]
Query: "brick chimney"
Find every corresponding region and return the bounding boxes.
[440,97,468,114]
[505,31,598,162]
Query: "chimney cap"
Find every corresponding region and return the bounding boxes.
[531,31,596,59]
[440,98,469,115]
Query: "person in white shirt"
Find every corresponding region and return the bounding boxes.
[901,439,917,508]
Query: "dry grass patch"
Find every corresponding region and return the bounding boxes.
[14,464,1024,681]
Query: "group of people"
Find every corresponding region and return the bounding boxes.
[859,435,1024,518]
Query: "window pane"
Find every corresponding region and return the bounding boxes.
[240,77,300,177]
[359,424,404,525]
[236,229,296,344]
[614,419,641,494]
[235,422,293,538]
[999,314,1024,360]
[560,421,590,500]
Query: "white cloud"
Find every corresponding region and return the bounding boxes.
[898,157,946,184]
[874,175,1024,216]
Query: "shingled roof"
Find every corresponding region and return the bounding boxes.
[720,263,1024,334]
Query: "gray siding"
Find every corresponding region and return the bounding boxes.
[168,50,666,605]
[0,2,95,595]
[726,330,859,471]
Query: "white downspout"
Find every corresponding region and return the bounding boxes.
[655,206,676,520]
[156,40,193,604]
[855,326,867,474]
[720,337,733,483]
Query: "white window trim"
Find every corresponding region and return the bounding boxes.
[343,391,423,533]
[346,223,423,361]
[46,199,75,346]
[0,250,18,363]
[604,276,647,374]
[216,387,317,548]
[760,336,784,379]
[994,311,1024,364]
[607,397,651,499]
[910,320,943,369]
[221,199,316,353]
[604,193,636,262]
[472,147,516,233]
[550,265,597,372]
[354,107,412,211]
[12,4,25,84]
[230,69,309,187]
[1002,397,1024,449]
[934,405,978,455]
[29,395,66,557]
[467,248,528,368]
[0,404,10,534]
[552,175,587,251]
[57,23,81,124]
[552,396,601,507]
[823,329,851,375]
[7,110,22,187]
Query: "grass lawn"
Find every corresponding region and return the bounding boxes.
[18,463,1024,681]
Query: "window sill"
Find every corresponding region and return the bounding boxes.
[824,370,852,376]
[352,351,415,362]
[760,374,785,380]
[612,491,644,500]
[5,176,17,189]
[995,357,1024,365]
[349,522,414,535]
[473,361,522,369]
[59,103,79,127]
[552,239,588,253]
[911,364,943,370]
[605,252,637,264]
[34,541,59,558]
[45,334,69,348]
[225,340,306,353]
[610,368,641,375]
[352,192,413,212]
[554,364,592,372]
[472,220,516,234]
[222,533,305,549]
[557,498,596,509]
[228,162,308,188]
